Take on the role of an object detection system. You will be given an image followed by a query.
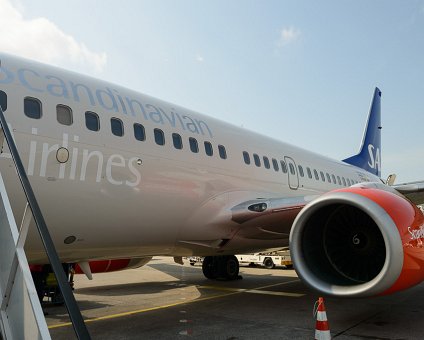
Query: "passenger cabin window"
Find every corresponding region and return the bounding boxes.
[314,169,319,180]
[134,123,146,141]
[272,159,279,171]
[320,171,325,182]
[307,167,312,179]
[337,176,341,185]
[154,128,165,145]
[326,173,331,183]
[332,174,336,184]
[218,145,227,159]
[342,177,347,186]
[204,141,213,156]
[56,105,72,125]
[172,133,183,149]
[189,137,199,153]
[24,97,42,119]
[243,151,250,165]
[0,90,7,111]
[280,160,287,173]
[263,156,270,169]
[298,165,304,177]
[346,178,351,186]
[85,111,99,131]
[111,118,124,137]
[253,154,261,167]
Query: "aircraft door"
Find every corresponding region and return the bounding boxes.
[284,156,299,190]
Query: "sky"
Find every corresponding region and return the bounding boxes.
[0,0,423,183]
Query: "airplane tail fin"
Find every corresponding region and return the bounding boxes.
[343,87,382,177]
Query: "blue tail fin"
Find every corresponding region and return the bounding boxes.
[343,87,382,177]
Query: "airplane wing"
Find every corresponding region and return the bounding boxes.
[392,181,424,205]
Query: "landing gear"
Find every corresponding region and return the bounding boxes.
[202,256,218,279]
[30,263,74,306]
[202,255,240,280]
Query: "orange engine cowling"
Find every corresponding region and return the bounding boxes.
[289,185,424,297]
[74,257,152,274]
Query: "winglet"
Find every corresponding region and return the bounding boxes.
[343,88,382,177]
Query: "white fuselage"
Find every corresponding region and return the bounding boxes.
[0,54,379,263]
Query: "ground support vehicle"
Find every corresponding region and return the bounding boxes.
[236,249,292,269]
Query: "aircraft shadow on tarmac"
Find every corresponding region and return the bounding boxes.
[73,280,194,296]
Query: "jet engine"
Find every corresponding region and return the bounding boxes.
[290,185,424,297]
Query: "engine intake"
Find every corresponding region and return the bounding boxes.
[290,187,424,297]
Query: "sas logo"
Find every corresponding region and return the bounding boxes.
[408,226,424,241]
[367,144,381,171]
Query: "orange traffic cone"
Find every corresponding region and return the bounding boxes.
[314,297,331,340]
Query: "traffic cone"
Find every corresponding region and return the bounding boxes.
[314,297,331,340]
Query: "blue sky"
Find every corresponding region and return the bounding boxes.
[1,0,423,182]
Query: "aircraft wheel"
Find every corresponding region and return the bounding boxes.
[264,257,275,269]
[220,255,239,280]
[202,256,218,279]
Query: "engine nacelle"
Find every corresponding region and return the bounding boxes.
[290,186,424,297]
[74,257,152,274]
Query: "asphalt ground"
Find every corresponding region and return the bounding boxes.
[45,257,424,339]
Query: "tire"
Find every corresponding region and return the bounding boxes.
[264,257,275,269]
[221,255,239,280]
[202,256,218,279]
[203,256,240,280]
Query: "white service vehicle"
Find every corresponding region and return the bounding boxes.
[236,249,292,269]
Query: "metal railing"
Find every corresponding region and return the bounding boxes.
[0,105,90,339]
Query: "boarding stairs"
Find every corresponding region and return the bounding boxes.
[0,106,90,339]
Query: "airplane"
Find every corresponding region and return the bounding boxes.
[0,52,423,298]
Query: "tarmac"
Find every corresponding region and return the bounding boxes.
[45,257,424,339]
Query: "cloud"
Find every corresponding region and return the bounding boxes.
[0,0,107,72]
[277,26,301,47]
